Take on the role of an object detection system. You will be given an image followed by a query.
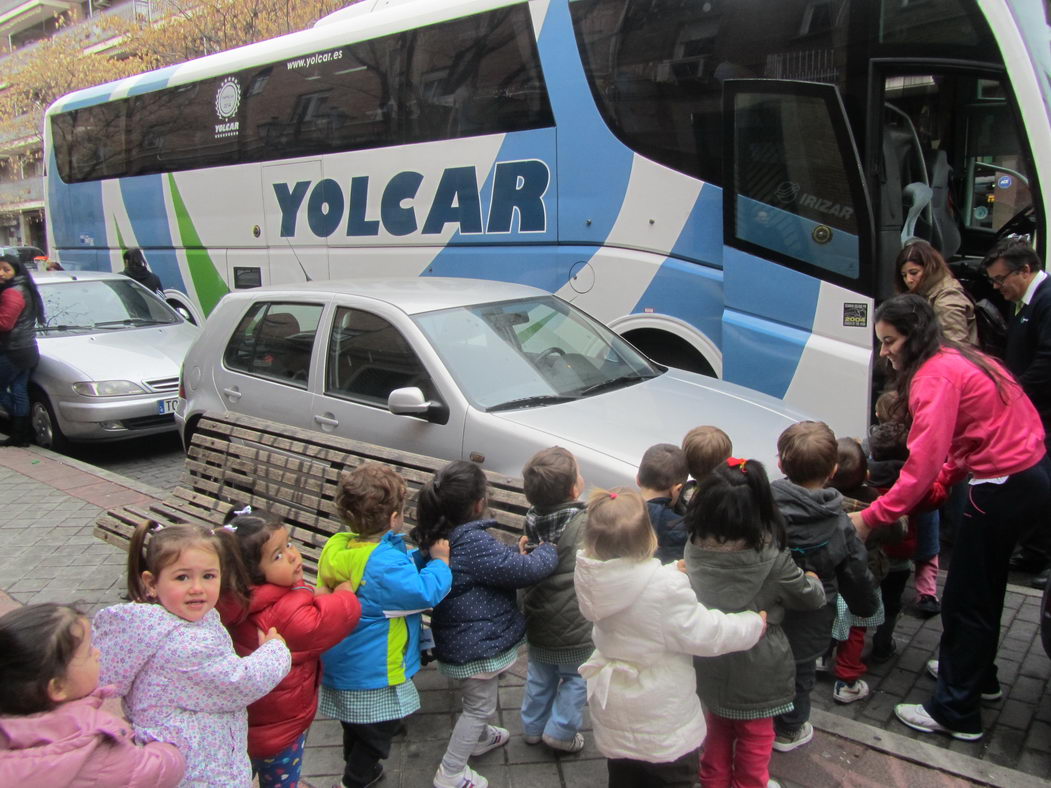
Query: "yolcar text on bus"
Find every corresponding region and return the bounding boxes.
[272,159,551,238]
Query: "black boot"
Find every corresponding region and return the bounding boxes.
[0,416,32,447]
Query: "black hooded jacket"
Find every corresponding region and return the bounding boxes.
[772,478,879,662]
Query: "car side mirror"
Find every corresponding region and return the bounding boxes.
[388,387,450,425]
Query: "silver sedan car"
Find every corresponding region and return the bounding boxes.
[178,278,809,488]
[25,271,200,451]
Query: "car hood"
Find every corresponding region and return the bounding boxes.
[490,369,809,478]
[38,324,199,382]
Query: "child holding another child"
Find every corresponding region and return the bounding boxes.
[93,522,291,787]
[316,463,453,788]
[520,447,592,754]
[414,460,558,788]
[685,459,826,788]
[215,506,362,788]
[575,487,766,787]
[771,422,879,753]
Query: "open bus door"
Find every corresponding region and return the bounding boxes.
[720,79,876,438]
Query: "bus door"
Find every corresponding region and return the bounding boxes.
[721,79,875,438]
[260,161,330,290]
[872,66,1038,302]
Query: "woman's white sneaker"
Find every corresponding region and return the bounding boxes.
[433,765,489,788]
[894,703,982,741]
[925,660,1003,701]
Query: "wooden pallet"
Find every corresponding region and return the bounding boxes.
[94,411,530,576]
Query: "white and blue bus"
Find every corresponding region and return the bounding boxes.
[43,0,1051,436]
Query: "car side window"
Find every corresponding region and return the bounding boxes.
[223,301,323,387]
[326,307,434,406]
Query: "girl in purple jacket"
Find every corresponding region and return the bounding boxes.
[0,603,185,787]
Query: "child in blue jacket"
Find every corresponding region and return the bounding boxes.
[317,462,453,788]
[413,460,558,788]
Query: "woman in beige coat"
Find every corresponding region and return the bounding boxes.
[896,240,978,346]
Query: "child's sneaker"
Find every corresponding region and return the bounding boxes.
[772,721,813,752]
[833,678,870,703]
[523,733,542,745]
[815,653,830,673]
[471,725,509,756]
[542,731,585,753]
[433,765,488,788]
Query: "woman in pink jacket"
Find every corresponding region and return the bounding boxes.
[0,603,184,787]
[851,294,1049,741]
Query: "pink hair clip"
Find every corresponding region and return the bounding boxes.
[609,492,618,499]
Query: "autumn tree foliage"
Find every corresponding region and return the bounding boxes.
[0,0,355,151]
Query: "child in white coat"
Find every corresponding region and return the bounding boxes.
[574,488,766,787]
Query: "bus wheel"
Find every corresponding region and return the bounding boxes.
[622,329,715,377]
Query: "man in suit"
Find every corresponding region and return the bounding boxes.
[982,239,1051,587]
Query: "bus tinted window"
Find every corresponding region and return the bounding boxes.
[570,0,851,186]
[879,0,988,46]
[52,3,552,183]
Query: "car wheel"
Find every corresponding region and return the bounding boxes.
[30,392,69,453]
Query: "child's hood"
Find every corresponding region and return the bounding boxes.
[573,552,661,621]
[867,457,904,490]
[0,689,130,785]
[771,478,844,548]
[684,539,783,612]
[318,531,394,591]
[93,603,190,695]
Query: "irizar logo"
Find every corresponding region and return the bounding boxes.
[214,77,240,138]
[273,160,550,238]
[775,180,854,221]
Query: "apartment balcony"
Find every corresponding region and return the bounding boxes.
[0,174,44,211]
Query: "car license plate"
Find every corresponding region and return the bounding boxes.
[157,398,178,415]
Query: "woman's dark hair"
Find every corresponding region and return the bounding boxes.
[0,256,45,324]
[214,506,287,607]
[875,294,1011,422]
[895,239,953,295]
[411,460,488,549]
[123,247,147,268]
[684,459,785,551]
[0,603,86,714]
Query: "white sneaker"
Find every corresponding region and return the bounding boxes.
[470,725,509,756]
[832,678,870,704]
[542,731,585,753]
[772,721,813,752]
[926,660,1003,701]
[433,765,489,788]
[894,703,982,741]
[523,733,542,745]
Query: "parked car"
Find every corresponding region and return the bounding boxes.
[20,271,200,452]
[1,245,46,269]
[177,278,812,488]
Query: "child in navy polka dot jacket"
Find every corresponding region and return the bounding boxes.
[412,460,558,788]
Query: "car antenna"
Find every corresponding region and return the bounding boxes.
[286,238,312,282]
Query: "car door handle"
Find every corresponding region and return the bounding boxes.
[222,387,242,401]
[314,414,339,427]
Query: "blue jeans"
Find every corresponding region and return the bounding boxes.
[520,657,587,741]
[0,354,29,418]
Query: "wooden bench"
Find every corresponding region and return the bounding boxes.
[94,411,531,576]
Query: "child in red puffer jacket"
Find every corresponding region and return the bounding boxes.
[216,506,361,788]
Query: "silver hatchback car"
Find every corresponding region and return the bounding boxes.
[27,271,200,451]
[178,278,810,488]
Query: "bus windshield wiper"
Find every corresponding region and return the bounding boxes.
[577,373,656,397]
[487,394,577,412]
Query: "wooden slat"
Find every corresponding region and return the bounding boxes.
[96,411,531,561]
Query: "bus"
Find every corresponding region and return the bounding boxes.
[43,0,1051,437]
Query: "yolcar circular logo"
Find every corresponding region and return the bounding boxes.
[215,77,241,119]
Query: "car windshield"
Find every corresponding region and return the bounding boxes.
[37,278,180,334]
[413,295,660,411]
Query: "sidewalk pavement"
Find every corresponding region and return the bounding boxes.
[0,443,1048,787]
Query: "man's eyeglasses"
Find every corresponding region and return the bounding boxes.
[987,269,1021,287]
